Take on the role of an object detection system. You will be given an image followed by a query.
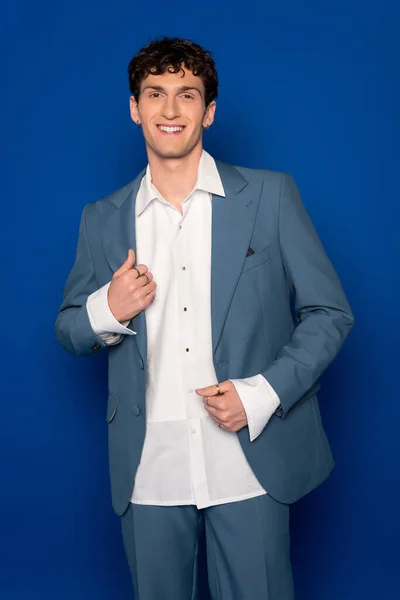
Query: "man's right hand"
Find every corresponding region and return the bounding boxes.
[108,249,157,323]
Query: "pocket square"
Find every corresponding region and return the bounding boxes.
[246,247,255,257]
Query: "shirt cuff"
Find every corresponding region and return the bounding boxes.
[230,375,281,442]
[86,281,137,345]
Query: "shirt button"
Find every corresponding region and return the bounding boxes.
[183,307,187,311]
[186,348,189,352]
[182,266,186,270]
[179,224,182,229]
[188,388,194,393]
[192,428,196,434]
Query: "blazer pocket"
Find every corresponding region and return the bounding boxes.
[241,245,272,273]
[107,393,119,423]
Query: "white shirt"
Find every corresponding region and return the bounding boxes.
[87,150,280,509]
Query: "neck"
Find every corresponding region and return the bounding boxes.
[146,143,203,207]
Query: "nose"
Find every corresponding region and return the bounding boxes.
[161,95,181,120]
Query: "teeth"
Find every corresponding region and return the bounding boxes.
[159,126,183,133]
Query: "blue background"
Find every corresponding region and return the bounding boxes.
[2,0,399,598]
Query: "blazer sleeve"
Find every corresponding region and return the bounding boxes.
[54,203,121,357]
[260,173,355,418]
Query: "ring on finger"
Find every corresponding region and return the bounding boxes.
[132,266,141,278]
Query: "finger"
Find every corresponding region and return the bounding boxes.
[143,289,156,303]
[143,280,157,297]
[195,381,227,397]
[208,411,229,429]
[134,269,153,288]
[113,249,136,277]
[203,396,227,413]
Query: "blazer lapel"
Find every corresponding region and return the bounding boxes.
[211,161,263,356]
[99,169,147,363]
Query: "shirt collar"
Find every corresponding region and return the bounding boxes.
[136,149,225,217]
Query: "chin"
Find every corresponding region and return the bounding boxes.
[153,146,193,160]
[146,135,202,161]
[161,151,189,159]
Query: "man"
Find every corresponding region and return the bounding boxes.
[55,36,355,599]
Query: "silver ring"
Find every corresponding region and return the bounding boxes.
[215,383,221,395]
[143,273,150,285]
[133,266,141,278]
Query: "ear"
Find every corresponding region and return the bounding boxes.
[202,100,217,128]
[129,95,140,125]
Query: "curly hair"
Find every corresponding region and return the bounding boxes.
[128,36,218,107]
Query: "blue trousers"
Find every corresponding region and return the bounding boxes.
[120,492,295,599]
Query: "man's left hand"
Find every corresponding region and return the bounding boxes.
[195,380,248,432]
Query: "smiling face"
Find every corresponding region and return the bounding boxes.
[129,65,216,161]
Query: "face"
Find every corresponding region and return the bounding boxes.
[129,65,216,160]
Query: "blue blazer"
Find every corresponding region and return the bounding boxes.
[55,161,355,516]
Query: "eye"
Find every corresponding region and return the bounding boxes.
[181,94,194,100]
[149,92,162,98]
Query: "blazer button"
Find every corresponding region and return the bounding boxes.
[91,343,101,351]
[132,405,141,416]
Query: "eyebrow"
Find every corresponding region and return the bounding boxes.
[142,85,203,96]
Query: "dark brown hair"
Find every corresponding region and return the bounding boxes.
[128,36,218,107]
